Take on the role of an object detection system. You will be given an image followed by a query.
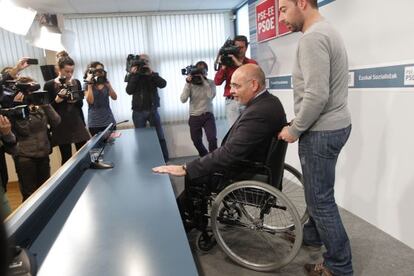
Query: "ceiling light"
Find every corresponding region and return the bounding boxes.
[30,14,65,51]
[0,0,37,35]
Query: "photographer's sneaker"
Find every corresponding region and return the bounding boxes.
[304,263,334,276]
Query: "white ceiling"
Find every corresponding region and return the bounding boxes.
[14,0,245,14]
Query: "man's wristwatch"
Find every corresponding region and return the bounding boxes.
[182,164,187,172]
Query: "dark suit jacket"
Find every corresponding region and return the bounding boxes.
[186,91,287,179]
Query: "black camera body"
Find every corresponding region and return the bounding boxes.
[181,65,206,85]
[25,91,49,106]
[58,77,84,102]
[217,39,240,69]
[13,82,41,94]
[126,54,146,72]
[85,68,107,84]
[124,54,150,82]
[1,80,49,106]
[0,105,29,120]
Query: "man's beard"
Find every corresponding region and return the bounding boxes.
[286,21,303,32]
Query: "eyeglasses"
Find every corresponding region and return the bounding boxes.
[230,79,253,89]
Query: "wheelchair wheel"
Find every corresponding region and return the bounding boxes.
[196,230,216,252]
[283,164,308,225]
[211,180,303,272]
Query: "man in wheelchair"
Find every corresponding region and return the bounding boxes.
[153,64,287,231]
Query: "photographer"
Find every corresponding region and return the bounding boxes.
[11,77,61,201]
[0,57,32,213]
[1,58,31,82]
[125,54,169,161]
[43,55,90,165]
[0,115,16,216]
[84,61,117,136]
[1,58,32,108]
[180,61,217,157]
[214,35,257,127]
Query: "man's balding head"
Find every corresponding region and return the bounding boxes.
[230,64,266,105]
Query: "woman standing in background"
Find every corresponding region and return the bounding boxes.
[43,54,90,165]
[84,61,117,136]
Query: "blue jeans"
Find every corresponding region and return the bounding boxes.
[299,125,353,276]
[132,109,169,161]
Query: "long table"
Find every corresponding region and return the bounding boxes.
[6,128,198,276]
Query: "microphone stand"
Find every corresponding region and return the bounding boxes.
[89,120,129,169]
[90,141,113,169]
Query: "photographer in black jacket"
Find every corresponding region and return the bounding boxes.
[125,54,169,161]
[0,57,31,213]
[12,77,61,201]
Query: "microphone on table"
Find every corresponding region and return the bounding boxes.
[90,123,114,170]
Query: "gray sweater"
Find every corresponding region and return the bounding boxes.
[180,78,216,116]
[289,19,351,138]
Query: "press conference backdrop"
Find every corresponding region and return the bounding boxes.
[64,11,233,124]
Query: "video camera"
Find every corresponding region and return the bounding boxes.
[181,65,206,85]
[58,76,84,102]
[1,80,49,106]
[84,67,108,85]
[124,54,150,82]
[0,105,29,120]
[215,39,240,70]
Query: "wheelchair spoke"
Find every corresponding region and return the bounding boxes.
[254,231,280,255]
[211,180,303,271]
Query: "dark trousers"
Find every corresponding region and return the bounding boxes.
[89,125,116,137]
[14,156,50,201]
[0,148,8,191]
[59,141,86,165]
[132,109,169,161]
[177,174,219,226]
[188,113,217,157]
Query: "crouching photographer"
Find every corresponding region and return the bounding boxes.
[180,61,217,157]
[125,54,169,161]
[43,55,90,165]
[214,36,257,127]
[84,61,117,136]
[8,77,61,201]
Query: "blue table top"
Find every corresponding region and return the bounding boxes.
[34,129,198,276]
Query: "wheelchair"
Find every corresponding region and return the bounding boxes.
[186,138,308,272]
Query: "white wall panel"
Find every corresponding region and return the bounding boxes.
[250,0,414,249]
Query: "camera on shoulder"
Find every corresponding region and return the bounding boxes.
[214,39,240,70]
[1,80,49,106]
[124,54,150,82]
[181,65,206,85]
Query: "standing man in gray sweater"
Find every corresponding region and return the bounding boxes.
[181,61,217,157]
[278,1,352,275]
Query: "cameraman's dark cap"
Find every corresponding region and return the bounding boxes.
[195,61,208,72]
[234,35,249,46]
[89,61,104,69]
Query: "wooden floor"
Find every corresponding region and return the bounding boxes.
[6,181,22,212]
